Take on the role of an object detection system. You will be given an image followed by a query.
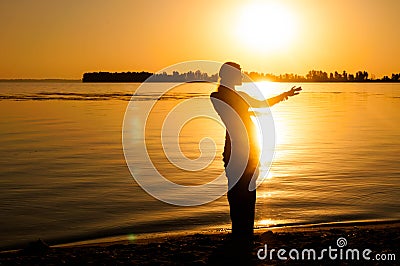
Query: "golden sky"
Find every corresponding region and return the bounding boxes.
[0,0,399,79]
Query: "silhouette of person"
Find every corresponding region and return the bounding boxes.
[210,62,301,245]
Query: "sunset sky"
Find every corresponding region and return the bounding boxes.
[0,0,399,79]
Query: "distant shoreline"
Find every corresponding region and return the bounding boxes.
[0,79,81,83]
[1,79,399,83]
[2,70,400,83]
[81,70,400,83]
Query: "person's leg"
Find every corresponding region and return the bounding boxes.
[245,188,256,238]
[227,186,242,238]
[228,181,255,239]
[228,184,255,261]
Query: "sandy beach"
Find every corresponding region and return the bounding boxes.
[1,221,398,265]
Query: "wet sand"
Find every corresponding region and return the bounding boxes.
[0,221,398,265]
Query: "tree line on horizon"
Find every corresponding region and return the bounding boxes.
[246,70,400,82]
[82,71,218,83]
[82,70,400,83]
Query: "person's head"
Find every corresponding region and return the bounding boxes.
[219,62,242,89]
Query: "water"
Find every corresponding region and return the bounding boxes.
[0,81,399,249]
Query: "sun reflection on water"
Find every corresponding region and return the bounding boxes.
[257,219,276,227]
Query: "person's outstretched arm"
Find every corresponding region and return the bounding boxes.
[239,86,302,108]
[267,86,302,107]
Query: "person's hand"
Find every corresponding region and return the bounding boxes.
[283,86,302,99]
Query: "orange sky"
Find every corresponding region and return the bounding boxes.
[0,0,399,79]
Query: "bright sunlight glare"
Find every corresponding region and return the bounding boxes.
[236,2,296,52]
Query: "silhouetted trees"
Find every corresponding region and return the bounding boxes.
[355,71,369,81]
[303,69,394,82]
[82,70,400,83]
[306,70,329,81]
[82,72,153,82]
[245,71,307,82]
[82,71,218,83]
[244,70,399,82]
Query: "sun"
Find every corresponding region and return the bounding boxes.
[236,2,296,52]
